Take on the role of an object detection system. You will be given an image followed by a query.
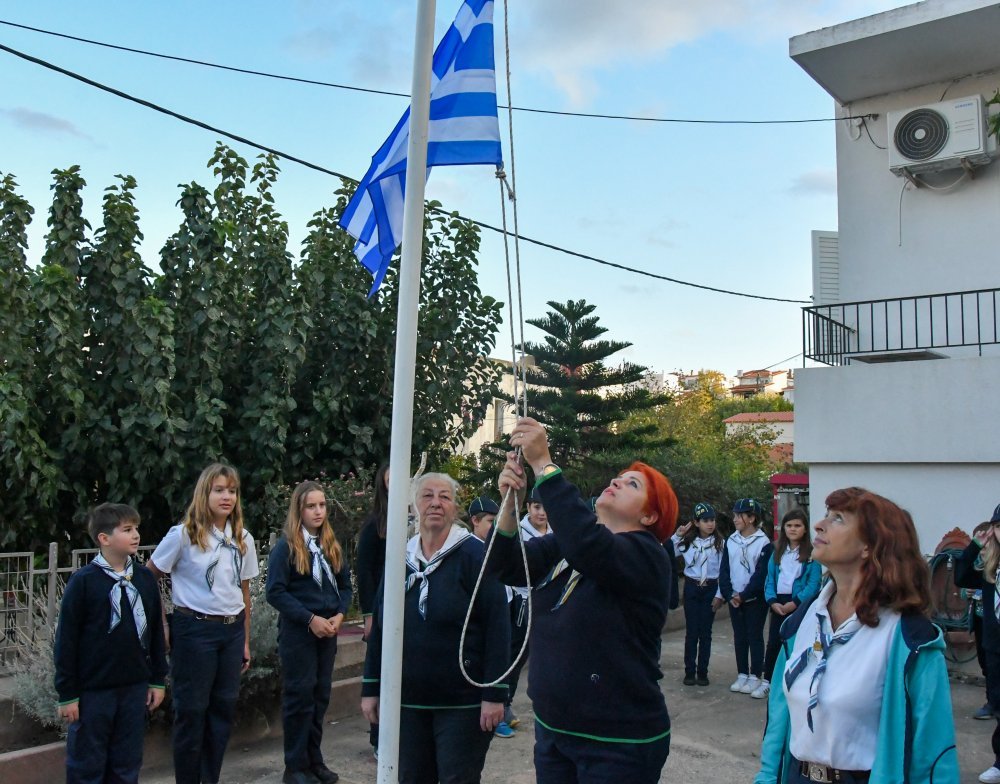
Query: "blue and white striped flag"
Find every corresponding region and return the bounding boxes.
[340,0,503,295]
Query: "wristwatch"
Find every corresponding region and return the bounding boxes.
[536,463,560,479]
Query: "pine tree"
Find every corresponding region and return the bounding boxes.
[518,299,670,467]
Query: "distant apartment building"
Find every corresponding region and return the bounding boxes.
[729,369,794,399]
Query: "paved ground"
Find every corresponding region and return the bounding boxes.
[140,620,996,783]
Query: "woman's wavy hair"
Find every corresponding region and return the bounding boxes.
[368,462,390,539]
[285,480,344,574]
[824,487,930,626]
[972,521,1000,583]
[773,508,812,563]
[183,463,248,554]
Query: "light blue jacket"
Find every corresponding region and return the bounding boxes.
[764,555,821,607]
[754,599,959,784]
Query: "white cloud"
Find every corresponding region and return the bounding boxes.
[513,1,905,105]
[0,108,92,140]
[789,168,837,194]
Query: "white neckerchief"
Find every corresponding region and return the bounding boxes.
[689,537,716,584]
[405,525,471,618]
[93,553,147,645]
[303,527,335,589]
[735,528,767,572]
[205,522,243,590]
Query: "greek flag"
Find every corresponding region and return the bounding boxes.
[340,0,503,294]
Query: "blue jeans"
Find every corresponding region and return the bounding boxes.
[278,618,338,771]
[729,598,767,677]
[534,722,670,784]
[66,682,147,784]
[397,706,493,784]
[169,612,245,784]
[683,579,717,678]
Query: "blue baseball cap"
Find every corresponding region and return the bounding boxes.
[468,497,499,518]
[732,498,763,516]
[693,502,716,521]
[992,503,1000,524]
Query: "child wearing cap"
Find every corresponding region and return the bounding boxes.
[671,502,725,685]
[719,498,772,696]
[468,496,500,541]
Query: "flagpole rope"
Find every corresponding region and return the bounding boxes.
[458,0,533,691]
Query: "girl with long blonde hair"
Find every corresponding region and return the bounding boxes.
[149,463,260,784]
[266,480,352,784]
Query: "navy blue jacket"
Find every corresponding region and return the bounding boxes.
[362,534,510,706]
[266,536,353,626]
[54,558,168,703]
[719,537,773,604]
[954,540,1000,652]
[487,472,671,742]
[355,515,386,617]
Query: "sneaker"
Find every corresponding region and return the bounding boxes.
[282,770,319,784]
[683,674,696,686]
[494,721,515,738]
[729,674,749,692]
[979,766,1000,783]
[503,705,520,728]
[310,763,339,784]
[740,675,760,694]
[696,676,710,686]
[975,703,994,720]
[751,679,771,699]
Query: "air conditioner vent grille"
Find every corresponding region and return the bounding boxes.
[893,109,949,161]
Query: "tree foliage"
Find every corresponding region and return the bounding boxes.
[0,145,502,550]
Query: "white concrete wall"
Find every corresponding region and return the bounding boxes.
[832,69,1000,304]
[797,356,1000,552]
[805,462,1000,556]
[796,356,1000,463]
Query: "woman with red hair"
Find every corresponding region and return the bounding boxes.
[490,417,678,784]
[754,487,958,784]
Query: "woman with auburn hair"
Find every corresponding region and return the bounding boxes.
[492,417,678,784]
[754,487,958,784]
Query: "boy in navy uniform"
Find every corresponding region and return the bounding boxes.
[55,503,168,784]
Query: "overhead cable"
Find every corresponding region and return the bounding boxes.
[0,41,810,304]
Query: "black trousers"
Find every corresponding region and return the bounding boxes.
[397,706,493,784]
[762,593,793,682]
[533,721,670,784]
[170,611,245,784]
[730,598,767,677]
[986,647,1000,767]
[278,618,338,771]
[66,682,147,784]
[682,580,717,678]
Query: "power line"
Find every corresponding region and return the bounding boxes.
[0,18,871,127]
[0,41,810,304]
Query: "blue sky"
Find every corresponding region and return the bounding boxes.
[0,0,905,377]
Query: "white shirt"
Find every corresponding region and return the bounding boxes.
[724,529,769,594]
[513,516,548,599]
[151,522,259,616]
[670,534,723,583]
[785,580,900,770]
[775,547,803,595]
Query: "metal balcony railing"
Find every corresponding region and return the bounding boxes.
[803,287,1000,366]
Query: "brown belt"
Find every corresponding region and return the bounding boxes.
[799,762,870,783]
[174,606,243,624]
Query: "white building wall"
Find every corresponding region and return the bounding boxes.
[833,71,1000,304]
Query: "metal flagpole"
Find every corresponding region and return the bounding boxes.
[377,0,436,782]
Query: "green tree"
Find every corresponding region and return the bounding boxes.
[517,299,669,465]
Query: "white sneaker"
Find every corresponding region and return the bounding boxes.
[740,675,760,694]
[729,674,749,692]
[751,679,771,699]
[979,767,1000,783]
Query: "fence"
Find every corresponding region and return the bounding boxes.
[803,286,1000,366]
[0,544,158,675]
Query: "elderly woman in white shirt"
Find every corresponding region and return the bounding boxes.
[754,487,958,784]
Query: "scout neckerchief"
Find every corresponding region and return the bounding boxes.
[536,559,581,610]
[405,525,470,619]
[303,527,336,592]
[689,537,716,585]
[994,567,1000,620]
[205,523,243,590]
[734,529,767,572]
[93,553,147,645]
[784,609,860,730]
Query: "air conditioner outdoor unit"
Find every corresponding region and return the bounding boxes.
[888,95,996,176]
